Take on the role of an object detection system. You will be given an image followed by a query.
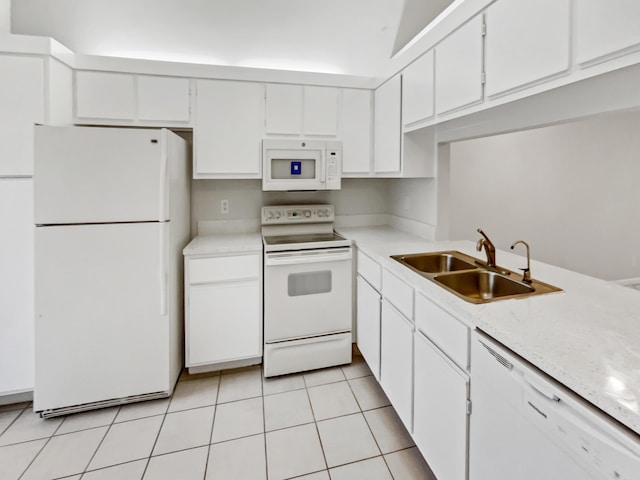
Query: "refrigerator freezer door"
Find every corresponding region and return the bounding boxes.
[34,222,170,412]
[34,126,169,225]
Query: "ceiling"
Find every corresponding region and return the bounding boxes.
[10,0,454,77]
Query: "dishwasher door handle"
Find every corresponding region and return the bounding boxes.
[522,373,561,402]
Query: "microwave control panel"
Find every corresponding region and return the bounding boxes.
[325,141,342,190]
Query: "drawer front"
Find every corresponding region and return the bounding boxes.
[382,269,414,320]
[357,250,381,290]
[188,254,260,284]
[415,292,469,370]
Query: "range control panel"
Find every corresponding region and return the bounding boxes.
[261,205,335,224]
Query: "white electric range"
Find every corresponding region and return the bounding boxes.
[261,205,353,377]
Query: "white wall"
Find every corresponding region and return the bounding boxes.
[10,0,400,76]
[0,0,9,33]
[449,110,640,281]
[192,178,389,233]
[388,178,437,226]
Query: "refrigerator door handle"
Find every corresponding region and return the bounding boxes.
[159,223,168,316]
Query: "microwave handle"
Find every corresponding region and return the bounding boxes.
[320,150,326,184]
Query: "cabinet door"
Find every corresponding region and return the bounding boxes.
[402,50,435,126]
[485,0,570,97]
[195,80,264,177]
[575,0,640,65]
[187,281,261,366]
[265,84,303,134]
[75,71,135,120]
[341,89,372,174]
[374,75,401,173]
[0,55,44,176]
[356,276,381,380]
[414,332,469,480]
[304,86,339,135]
[137,76,190,122]
[0,179,34,394]
[380,300,413,430]
[435,15,484,115]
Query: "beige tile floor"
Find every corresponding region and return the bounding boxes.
[0,355,437,480]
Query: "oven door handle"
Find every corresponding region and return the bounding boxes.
[265,247,352,266]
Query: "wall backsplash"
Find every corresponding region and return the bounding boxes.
[191,178,390,234]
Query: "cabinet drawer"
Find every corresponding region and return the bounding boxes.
[357,250,381,291]
[415,292,468,370]
[188,254,260,284]
[382,269,413,320]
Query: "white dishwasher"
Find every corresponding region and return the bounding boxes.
[470,330,640,480]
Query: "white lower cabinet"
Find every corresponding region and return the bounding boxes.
[185,252,262,370]
[380,299,414,430]
[356,275,381,380]
[414,331,469,480]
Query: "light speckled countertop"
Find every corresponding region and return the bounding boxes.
[337,225,640,436]
[183,233,262,256]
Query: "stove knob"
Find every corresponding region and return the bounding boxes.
[317,210,324,218]
[304,210,311,218]
[267,211,274,220]
[275,211,281,219]
[324,209,331,217]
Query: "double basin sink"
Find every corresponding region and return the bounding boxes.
[391,251,561,304]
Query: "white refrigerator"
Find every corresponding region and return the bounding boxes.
[33,125,190,417]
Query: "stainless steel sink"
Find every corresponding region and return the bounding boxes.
[391,250,562,304]
[434,270,534,302]
[391,251,478,274]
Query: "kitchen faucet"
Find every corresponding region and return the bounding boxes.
[510,240,532,284]
[476,228,497,267]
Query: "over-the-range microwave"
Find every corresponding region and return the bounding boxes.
[262,139,341,191]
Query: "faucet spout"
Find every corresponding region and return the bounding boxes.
[510,240,532,284]
[476,228,497,267]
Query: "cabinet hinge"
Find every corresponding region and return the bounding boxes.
[481,72,486,85]
[481,22,486,36]
[466,399,472,415]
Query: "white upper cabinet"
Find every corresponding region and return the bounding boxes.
[75,71,191,124]
[194,79,264,178]
[374,74,402,173]
[575,0,640,65]
[435,15,485,115]
[402,50,435,127]
[265,84,303,134]
[0,55,45,176]
[76,71,135,120]
[137,76,190,122]
[341,88,372,175]
[303,86,339,135]
[265,84,339,136]
[485,0,570,97]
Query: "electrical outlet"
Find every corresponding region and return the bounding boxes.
[221,199,229,214]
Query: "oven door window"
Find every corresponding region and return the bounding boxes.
[288,270,331,296]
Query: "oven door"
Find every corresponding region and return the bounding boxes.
[264,247,352,342]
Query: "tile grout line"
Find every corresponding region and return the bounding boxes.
[302,371,330,476]
[260,366,270,480]
[138,393,173,480]
[202,372,221,480]
[16,408,66,480]
[78,404,123,479]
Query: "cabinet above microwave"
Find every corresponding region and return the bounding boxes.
[262,139,342,191]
